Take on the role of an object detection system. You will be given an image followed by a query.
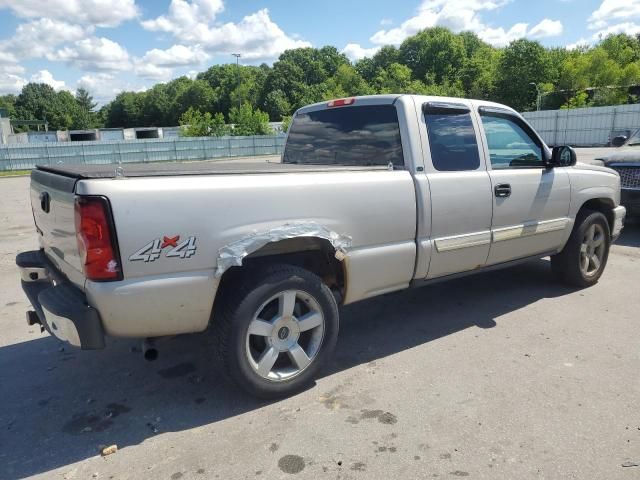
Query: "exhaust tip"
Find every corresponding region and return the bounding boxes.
[143,348,159,361]
[142,338,159,361]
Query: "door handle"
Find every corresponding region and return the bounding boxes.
[494,183,511,198]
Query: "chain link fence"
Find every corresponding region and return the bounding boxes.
[0,135,286,171]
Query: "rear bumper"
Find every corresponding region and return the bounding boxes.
[16,250,105,350]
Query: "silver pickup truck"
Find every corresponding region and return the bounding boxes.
[17,95,626,398]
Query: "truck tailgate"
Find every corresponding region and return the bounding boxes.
[30,169,85,288]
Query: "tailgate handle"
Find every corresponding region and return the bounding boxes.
[39,192,51,213]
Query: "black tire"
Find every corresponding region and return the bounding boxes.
[212,264,339,398]
[551,210,611,288]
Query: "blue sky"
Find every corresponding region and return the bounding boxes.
[0,0,637,103]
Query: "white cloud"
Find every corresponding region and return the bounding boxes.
[593,22,640,40]
[133,44,209,80]
[529,19,563,39]
[139,45,209,68]
[142,3,311,61]
[4,19,90,59]
[566,38,590,50]
[478,23,528,47]
[134,63,174,81]
[77,73,146,105]
[0,73,26,95]
[48,37,131,72]
[30,70,67,91]
[141,0,224,34]
[0,51,24,75]
[341,43,381,61]
[586,1,640,42]
[0,0,139,27]
[366,0,562,48]
[588,0,640,30]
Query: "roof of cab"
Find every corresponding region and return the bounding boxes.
[296,94,519,117]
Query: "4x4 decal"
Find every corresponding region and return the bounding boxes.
[129,235,197,262]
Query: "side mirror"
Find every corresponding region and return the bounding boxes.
[611,135,627,147]
[551,146,577,167]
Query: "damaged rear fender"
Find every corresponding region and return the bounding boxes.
[215,222,352,277]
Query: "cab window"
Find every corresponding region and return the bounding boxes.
[480,114,544,169]
[424,109,480,172]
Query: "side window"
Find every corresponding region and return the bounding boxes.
[480,114,544,169]
[424,109,480,172]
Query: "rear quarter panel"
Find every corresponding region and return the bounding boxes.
[79,170,417,336]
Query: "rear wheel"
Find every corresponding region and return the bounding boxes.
[213,264,339,398]
[551,210,610,287]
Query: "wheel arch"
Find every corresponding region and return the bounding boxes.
[213,236,348,319]
[577,197,615,233]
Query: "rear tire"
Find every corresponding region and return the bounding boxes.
[212,264,339,399]
[551,210,610,288]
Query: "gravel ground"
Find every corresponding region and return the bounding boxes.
[0,172,638,480]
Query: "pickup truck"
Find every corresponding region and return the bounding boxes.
[599,128,640,217]
[17,95,626,398]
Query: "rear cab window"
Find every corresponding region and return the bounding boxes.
[423,102,481,172]
[283,104,404,167]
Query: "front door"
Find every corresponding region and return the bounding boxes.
[476,109,571,266]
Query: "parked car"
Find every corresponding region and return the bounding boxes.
[16,95,626,398]
[600,129,640,217]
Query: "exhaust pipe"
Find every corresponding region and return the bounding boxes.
[142,338,159,361]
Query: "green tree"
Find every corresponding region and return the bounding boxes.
[262,89,291,121]
[229,103,272,136]
[75,87,97,112]
[399,27,467,84]
[105,91,145,128]
[494,39,551,111]
[179,107,228,137]
[281,115,292,133]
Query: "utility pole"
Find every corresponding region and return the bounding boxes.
[232,53,242,110]
[529,82,542,111]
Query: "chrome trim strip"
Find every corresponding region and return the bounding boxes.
[434,231,491,252]
[492,218,569,243]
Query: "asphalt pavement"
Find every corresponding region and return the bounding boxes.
[0,170,638,480]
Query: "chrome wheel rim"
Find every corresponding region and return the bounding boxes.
[245,290,324,382]
[580,223,606,277]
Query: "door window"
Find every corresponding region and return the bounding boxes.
[424,110,480,172]
[480,114,544,169]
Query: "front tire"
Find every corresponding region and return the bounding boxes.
[213,264,339,398]
[551,210,611,288]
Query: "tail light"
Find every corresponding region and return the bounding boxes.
[327,97,355,108]
[74,197,122,281]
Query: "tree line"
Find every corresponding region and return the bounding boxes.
[2,28,640,136]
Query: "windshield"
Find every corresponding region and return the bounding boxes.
[626,128,640,146]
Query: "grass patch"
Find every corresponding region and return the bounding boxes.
[0,169,31,177]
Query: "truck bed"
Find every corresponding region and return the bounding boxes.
[36,159,388,179]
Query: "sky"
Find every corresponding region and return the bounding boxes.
[0,0,638,104]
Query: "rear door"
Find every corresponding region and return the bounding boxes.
[476,106,571,265]
[419,101,493,279]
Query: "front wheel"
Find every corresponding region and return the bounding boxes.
[551,210,611,288]
[213,264,339,398]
